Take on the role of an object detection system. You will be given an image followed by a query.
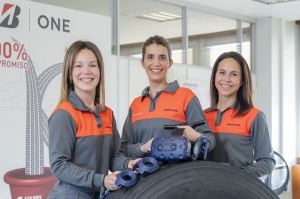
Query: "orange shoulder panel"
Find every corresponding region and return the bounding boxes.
[130,88,194,124]
[54,101,80,126]
[245,108,260,132]
[204,108,260,137]
[204,111,218,132]
[177,87,196,111]
[55,102,113,137]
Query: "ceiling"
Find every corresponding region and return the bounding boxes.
[30,0,300,20]
[186,0,300,20]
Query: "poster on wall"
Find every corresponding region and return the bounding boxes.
[0,0,111,198]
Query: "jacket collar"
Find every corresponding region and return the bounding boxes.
[68,90,102,113]
[141,80,179,101]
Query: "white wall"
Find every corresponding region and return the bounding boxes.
[255,17,298,164]
[296,24,300,158]
[281,21,297,162]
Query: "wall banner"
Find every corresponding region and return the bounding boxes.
[0,0,111,198]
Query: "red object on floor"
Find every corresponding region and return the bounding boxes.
[292,161,300,199]
[4,167,56,199]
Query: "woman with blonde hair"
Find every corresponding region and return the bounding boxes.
[48,40,137,199]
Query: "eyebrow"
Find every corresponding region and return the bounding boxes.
[218,68,240,73]
[74,60,98,63]
[146,53,167,56]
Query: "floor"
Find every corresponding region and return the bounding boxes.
[279,191,292,199]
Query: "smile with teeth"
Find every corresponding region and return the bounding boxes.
[221,84,231,88]
[150,68,163,74]
[80,78,94,83]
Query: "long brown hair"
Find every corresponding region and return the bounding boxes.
[59,40,105,109]
[210,51,253,116]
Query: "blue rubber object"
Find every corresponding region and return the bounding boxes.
[133,157,159,174]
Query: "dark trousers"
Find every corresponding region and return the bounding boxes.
[48,181,100,199]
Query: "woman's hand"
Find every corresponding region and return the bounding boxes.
[140,138,153,153]
[104,171,121,190]
[177,125,200,143]
[127,158,142,170]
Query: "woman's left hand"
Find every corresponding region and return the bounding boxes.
[127,158,142,170]
[104,171,121,190]
[177,125,200,143]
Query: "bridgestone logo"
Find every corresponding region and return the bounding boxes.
[0,3,21,28]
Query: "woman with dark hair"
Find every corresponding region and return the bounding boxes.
[120,35,214,158]
[48,40,138,199]
[204,51,275,178]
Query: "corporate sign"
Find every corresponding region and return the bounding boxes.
[0,0,111,198]
[0,3,21,28]
[0,2,70,31]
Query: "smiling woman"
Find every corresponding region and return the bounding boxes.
[47,40,139,199]
[214,57,242,109]
[141,42,172,96]
[71,48,100,110]
[204,51,275,178]
[119,35,215,160]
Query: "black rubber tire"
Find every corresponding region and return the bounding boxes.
[108,161,278,199]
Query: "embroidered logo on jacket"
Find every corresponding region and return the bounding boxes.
[132,112,142,117]
[163,108,178,112]
[226,123,241,126]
